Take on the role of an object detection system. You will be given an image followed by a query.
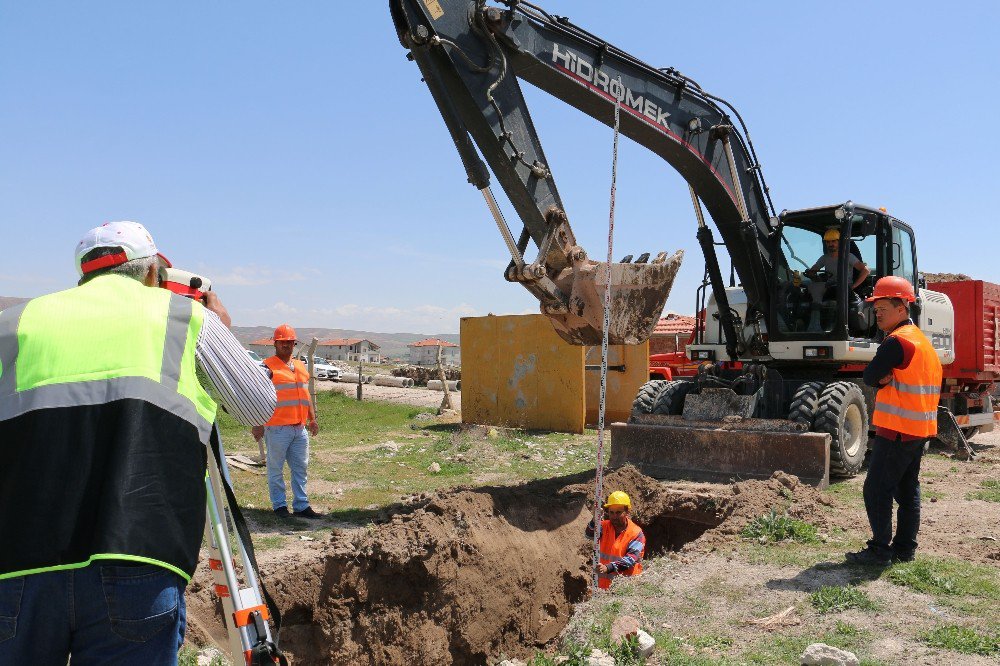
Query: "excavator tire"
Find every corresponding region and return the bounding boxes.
[814,381,868,477]
[632,380,669,416]
[650,380,696,416]
[788,381,825,427]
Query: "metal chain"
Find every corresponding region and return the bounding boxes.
[592,89,621,591]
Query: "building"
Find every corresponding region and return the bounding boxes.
[318,338,381,363]
[407,338,460,366]
[649,313,696,355]
[247,338,276,358]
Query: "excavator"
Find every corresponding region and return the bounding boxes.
[390,0,989,486]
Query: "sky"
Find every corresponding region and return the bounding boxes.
[2,1,997,334]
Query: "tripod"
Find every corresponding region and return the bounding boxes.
[205,424,287,665]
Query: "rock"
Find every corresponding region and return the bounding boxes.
[427,462,442,474]
[771,470,800,490]
[611,615,641,642]
[587,649,616,666]
[196,647,226,665]
[377,441,400,453]
[497,660,526,666]
[636,629,655,658]
[800,642,860,666]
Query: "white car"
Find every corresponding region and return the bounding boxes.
[299,355,341,381]
[245,349,267,369]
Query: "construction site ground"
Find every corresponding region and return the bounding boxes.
[184,390,1000,665]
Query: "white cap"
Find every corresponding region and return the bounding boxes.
[75,221,172,277]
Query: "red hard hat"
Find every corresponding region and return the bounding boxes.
[866,276,916,303]
[273,324,297,341]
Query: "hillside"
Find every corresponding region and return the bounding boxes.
[0,296,29,310]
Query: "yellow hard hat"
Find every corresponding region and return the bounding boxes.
[603,490,631,509]
[823,228,840,242]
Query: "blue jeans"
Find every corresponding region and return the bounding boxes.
[863,435,924,556]
[265,424,310,512]
[0,562,186,665]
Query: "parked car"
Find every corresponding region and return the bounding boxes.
[298,355,341,381]
[245,349,267,369]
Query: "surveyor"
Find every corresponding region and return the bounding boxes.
[585,491,646,588]
[845,275,943,567]
[803,227,870,332]
[0,221,276,664]
[252,324,323,519]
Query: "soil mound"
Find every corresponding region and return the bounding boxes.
[187,467,833,664]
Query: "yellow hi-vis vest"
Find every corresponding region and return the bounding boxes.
[0,274,217,581]
[872,323,943,438]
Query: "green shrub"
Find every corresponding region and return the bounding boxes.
[741,508,819,544]
[810,585,880,614]
[922,625,1000,656]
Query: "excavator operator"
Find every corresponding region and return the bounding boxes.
[803,228,870,332]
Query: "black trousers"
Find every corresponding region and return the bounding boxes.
[862,435,925,555]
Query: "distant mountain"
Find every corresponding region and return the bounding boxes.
[232,326,460,360]
[0,296,29,310]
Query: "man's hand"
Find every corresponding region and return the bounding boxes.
[201,291,232,328]
[252,425,265,441]
[878,374,892,386]
[308,419,319,436]
[596,563,609,575]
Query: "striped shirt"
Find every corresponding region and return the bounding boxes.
[196,310,276,426]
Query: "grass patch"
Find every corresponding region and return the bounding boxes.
[922,625,1000,656]
[741,509,820,544]
[966,479,1000,502]
[809,585,881,614]
[884,557,1000,598]
[252,534,285,551]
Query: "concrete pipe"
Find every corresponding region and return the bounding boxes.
[406,378,416,388]
[427,379,460,392]
[341,373,363,384]
[373,375,409,388]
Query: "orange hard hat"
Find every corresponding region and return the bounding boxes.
[866,276,916,303]
[273,324,297,341]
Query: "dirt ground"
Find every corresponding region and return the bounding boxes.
[325,380,462,409]
[185,426,1000,665]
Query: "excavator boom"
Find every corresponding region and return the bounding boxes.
[390,0,775,346]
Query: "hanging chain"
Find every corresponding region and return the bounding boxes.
[592,89,621,591]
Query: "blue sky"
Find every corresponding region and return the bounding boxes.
[2,1,996,333]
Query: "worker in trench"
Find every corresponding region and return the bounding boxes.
[586,491,646,588]
[845,276,943,567]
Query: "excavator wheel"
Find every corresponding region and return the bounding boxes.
[788,381,825,427]
[813,381,868,477]
[650,380,696,416]
[632,380,669,416]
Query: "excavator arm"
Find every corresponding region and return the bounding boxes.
[391,0,776,348]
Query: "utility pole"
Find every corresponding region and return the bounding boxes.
[356,349,364,401]
[436,341,453,413]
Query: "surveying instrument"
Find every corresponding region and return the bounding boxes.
[161,266,287,665]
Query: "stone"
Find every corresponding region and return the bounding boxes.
[377,441,400,453]
[427,462,442,474]
[587,649,616,666]
[497,660,526,666]
[636,629,655,657]
[196,647,226,665]
[800,642,860,666]
[771,470,800,490]
[610,615,641,643]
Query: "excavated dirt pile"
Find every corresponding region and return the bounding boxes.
[194,467,830,665]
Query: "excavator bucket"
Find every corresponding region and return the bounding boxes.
[610,412,832,488]
[545,250,684,346]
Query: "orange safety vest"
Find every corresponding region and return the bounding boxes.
[597,518,644,589]
[263,356,312,426]
[872,324,943,438]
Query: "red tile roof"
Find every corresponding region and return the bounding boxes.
[318,338,380,350]
[408,338,458,348]
[248,338,274,345]
[653,313,696,336]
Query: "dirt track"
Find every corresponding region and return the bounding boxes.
[325,380,462,410]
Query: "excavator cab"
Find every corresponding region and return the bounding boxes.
[771,205,878,341]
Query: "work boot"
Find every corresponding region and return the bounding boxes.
[891,549,916,563]
[293,506,323,519]
[845,547,891,567]
[273,506,290,518]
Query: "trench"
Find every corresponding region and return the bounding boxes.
[249,468,730,666]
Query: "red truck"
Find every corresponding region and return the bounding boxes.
[927,280,1000,438]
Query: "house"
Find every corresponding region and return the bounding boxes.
[649,313,696,355]
[318,338,381,363]
[247,338,276,358]
[407,338,460,366]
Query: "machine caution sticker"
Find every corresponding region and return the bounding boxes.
[423,0,444,19]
